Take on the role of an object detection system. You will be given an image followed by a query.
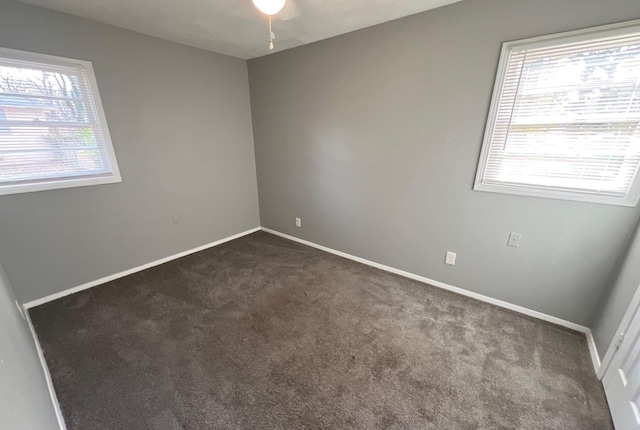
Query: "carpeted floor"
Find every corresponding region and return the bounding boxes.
[30,231,612,430]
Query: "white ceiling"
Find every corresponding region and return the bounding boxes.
[15,0,463,59]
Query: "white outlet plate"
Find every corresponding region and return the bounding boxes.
[172,214,181,224]
[445,251,456,265]
[295,217,302,228]
[508,233,522,248]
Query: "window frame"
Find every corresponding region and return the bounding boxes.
[0,47,121,196]
[474,20,640,207]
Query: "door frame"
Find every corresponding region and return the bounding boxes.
[599,281,640,379]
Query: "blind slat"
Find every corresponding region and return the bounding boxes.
[480,24,640,201]
[0,51,116,188]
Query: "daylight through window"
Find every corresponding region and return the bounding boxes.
[475,21,640,206]
[0,48,120,195]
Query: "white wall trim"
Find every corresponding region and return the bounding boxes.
[23,227,261,309]
[586,328,601,375]
[261,227,602,372]
[21,225,602,382]
[597,281,640,379]
[24,308,68,430]
[598,341,618,381]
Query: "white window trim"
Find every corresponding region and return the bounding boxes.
[474,19,640,207]
[0,47,121,196]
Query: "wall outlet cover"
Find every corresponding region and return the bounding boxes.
[508,233,522,248]
[445,251,456,265]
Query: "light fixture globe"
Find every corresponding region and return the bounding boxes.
[252,0,286,16]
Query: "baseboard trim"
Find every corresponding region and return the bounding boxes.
[261,227,601,371]
[23,227,261,309]
[586,329,601,375]
[24,309,68,430]
[21,224,601,376]
[598,340,619,380]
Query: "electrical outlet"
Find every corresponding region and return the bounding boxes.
[295,217,302,228]
[172,214,181,224]
[445,251,456,266]
[507,233,522,248]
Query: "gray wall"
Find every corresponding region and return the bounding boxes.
[248,0,640,326]
[591,218,640,359]
[0,261,59,429]
[0,0,260,303]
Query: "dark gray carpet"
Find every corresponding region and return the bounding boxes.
[30,231,612,430]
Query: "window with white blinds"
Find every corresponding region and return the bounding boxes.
[475,21,640,206]
[0,48,120,195]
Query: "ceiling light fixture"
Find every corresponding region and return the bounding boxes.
[252,0,285,15]
[252,0,286,50]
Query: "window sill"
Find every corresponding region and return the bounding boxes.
[473,182,639,207]
[0,174,122,196]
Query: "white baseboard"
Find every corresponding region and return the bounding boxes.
[586,329,601,375]
[598,339,619,381]
[261,227,602,373]
[23,227,261,309]
[24,308,67,430]
[20,224,601,377]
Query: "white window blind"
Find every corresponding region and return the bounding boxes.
[475,21,640,206]
[0,48,120,195]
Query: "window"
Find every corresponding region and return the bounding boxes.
[0,48,120,195]
[475,21,640,206]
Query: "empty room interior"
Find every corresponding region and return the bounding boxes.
[2,0,640,428]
